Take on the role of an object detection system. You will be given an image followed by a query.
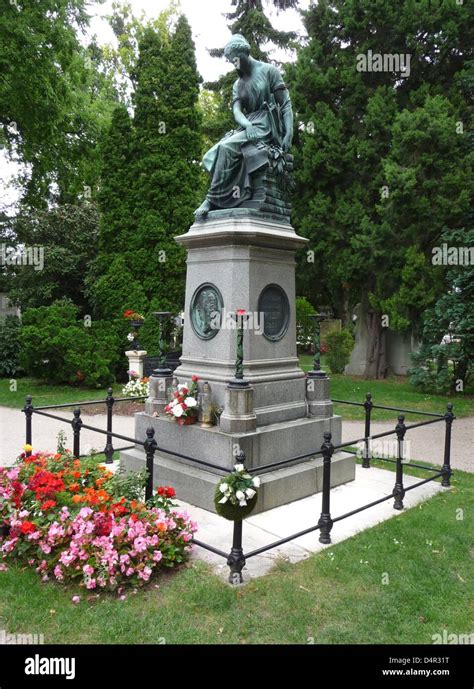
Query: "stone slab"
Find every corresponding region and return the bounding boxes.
[120,445,355,515]
[129,411,343,471]
[179,466,447,582]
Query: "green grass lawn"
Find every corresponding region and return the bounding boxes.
[0,378,125,410]
[1,366,472,421]
[300,355,473,420]
[0,464,472,644]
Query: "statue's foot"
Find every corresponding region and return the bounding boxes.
[194,199,211,217]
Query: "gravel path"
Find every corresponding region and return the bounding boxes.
[341,417,473,473]
[0,407,136,466]
[1,405,472,472]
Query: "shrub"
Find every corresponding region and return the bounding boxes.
[296,296,315,349]
[0,315,23,377]
[325,329,354,374]
[409,342,469,394]
[19,299,120,388]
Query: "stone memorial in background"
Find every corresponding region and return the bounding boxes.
[121,35,354,513]
[345,303,419,376]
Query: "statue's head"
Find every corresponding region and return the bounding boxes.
[224,34,251,72]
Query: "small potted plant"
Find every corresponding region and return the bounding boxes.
[164,375,200,425]
[214,463,260,520]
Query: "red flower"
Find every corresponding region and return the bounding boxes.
[20,521,36,535]
[236,309,247,315]
[41,500,56,511]
[157,486,176,499]
[94,513,112,537]
[29,470,65,500]
[191,375,199,382]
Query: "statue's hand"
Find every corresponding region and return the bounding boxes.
[245,123,259,142]
[282,134,292,152]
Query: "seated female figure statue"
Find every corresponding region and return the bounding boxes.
[195,34,294,217]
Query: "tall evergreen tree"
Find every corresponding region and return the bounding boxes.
[289,0,472,378]
[90,14,203,349]
[97,104,135,255]
[131,15,203,311]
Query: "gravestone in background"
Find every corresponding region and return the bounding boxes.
[345,303,419,376]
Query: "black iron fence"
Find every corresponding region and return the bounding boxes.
[22,390,454,585]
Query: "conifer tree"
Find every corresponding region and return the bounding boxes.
[289,0,472,378]
[90,14,203,348]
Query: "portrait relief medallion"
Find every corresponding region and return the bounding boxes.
[190,283,224,340]
[258,284,290,342]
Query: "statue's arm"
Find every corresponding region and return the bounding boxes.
[274,87,294,151]
[233,100,259,142]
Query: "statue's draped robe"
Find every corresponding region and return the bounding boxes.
[202,62,291,209]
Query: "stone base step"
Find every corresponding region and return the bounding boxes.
[120,447,355,515]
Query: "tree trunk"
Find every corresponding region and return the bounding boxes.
[365,309,388,379]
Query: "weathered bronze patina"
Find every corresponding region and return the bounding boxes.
[195,34,294,219]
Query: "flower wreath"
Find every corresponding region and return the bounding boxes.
[214,463,260,521]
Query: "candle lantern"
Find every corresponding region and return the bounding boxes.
[199,381,213,427]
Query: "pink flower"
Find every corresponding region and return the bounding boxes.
[152,550,162,562]
[72,595,81,605]
[138,566,152,581]
[83,564,94,576]
[27,531,41,541]
[85,578,97,590]
[1,538,18,554]
[133,536,147,553]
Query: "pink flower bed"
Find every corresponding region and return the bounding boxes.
[0,450,197,592]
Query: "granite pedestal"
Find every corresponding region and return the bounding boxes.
[120,211,355,514]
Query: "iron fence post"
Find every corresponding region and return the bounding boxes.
[442,403,454,487]
[144,427,158,501]
[227,449,247,584]
[104,387,115,464]
[363,392,373,468]
[228,520,246,585]
[72,408,82,459]
[23,395,33,456]
[318,431,334,544]
[393,414,406,510]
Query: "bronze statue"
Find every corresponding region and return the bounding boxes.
[195,34,294,219]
